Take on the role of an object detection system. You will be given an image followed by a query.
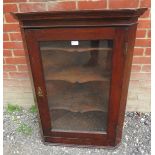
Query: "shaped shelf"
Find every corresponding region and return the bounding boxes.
[47,80,109,113]
[51,109,107,132]
[40,47,112,53]
[45,66,111,83]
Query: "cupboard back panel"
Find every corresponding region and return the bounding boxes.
[40,40,113,133]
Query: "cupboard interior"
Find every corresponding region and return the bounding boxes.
[40,40,113,132]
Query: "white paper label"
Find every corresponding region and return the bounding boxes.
[71,41,79,46]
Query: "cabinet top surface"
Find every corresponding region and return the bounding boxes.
[12,8,147,28]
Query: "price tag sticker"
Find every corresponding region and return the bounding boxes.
[71,41,79,46]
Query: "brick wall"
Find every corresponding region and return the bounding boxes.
[3,0,151,111]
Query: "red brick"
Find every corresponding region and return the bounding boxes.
[48,2,76,11]
[147,30,151,38]
[129,80,139,86]
[135,39,151,47]
[9,72,29,79]
[133,48,144,56]
[5,13,18,23]
[19,80,32,88]
[5,57,26,64]
[10,33,22,41]
[145,48,151,55]
[78,0,106,10]
[136,30,146,38]
[133,57,151,64]
[130,80,150,87]
[4,4,18,13]
[4,42,24,49]
[13,49,25,56]
[3,58,6,64]
[131,65,141,72]
[3,49,12,57]
[4,79,21,87]
[19,3,46,12]
[4,0,27,2]
[140,9,150,18]
[17,65,28,71]
[140,0,151,7]
[142,65,151,72]
[4,24,20,32]
[131,73,151,80]
[3,33,9,41]
[109,0,139,8]
[3,65,16,71]
[3,79,20,86]
[4,79,31,87]
[3,72,9,79]
[138,20,151,29]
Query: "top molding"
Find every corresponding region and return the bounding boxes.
[12,8,147,28]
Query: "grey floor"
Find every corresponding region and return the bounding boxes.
[3,109,151,155]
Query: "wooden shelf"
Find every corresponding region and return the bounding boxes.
[41,49,112,83]
[40,47,112,53]
[47,81,109,113]
[51,109,107,132]
[45,66,111,83]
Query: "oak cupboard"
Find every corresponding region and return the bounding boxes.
[13,8,147,147]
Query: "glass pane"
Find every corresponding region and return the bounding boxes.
[40,40,113,133]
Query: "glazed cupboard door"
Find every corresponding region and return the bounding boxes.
[24,27,126,146]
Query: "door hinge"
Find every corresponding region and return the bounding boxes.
[37,87,43,97]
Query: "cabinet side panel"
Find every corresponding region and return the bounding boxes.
[107,28,126,146]
[115,25,137,145]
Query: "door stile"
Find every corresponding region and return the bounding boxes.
[25,30,52,135]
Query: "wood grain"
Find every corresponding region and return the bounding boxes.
[12,8,147,28]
